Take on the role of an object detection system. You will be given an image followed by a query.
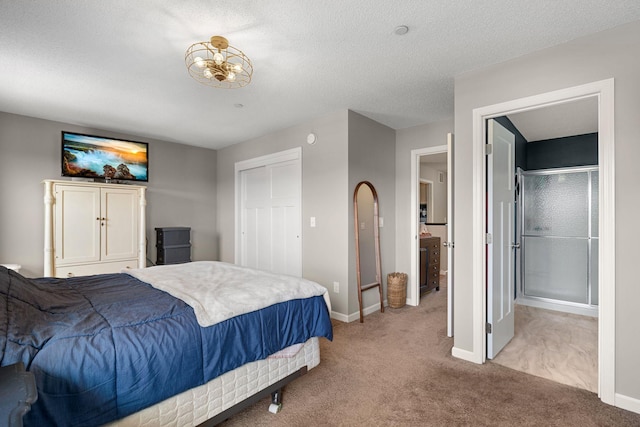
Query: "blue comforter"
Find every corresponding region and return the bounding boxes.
[0,266,332,426]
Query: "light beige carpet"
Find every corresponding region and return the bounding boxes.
[492,304,598,393]
[221,278,640,426]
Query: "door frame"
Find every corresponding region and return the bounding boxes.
[410,145,448,307]
[234,147,302,268]
[470,79,615,404]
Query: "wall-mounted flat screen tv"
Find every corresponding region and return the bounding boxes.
[61,131,149,182]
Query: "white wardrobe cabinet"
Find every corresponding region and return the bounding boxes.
[43,180,146,277]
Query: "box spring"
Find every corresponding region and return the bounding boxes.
[107,337,320,426]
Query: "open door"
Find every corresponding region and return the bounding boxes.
[446,133,455,337]
[486,119,515,359]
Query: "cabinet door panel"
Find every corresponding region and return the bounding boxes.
[101,188,139,261]
[55,185,101,265]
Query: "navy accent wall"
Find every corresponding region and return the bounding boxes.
[526,133,598,170]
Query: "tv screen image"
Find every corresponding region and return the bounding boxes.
[62,131,149,182]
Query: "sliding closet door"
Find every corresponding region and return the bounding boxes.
[239,155,301,277]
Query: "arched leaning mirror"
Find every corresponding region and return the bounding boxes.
[353,181,384,323]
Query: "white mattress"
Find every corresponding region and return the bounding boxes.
[106,337,320,426]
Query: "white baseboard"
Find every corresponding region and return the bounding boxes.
[451,346,480,364]
[615,393,640,415]
[334,301,387,323]
[330,311,349,322]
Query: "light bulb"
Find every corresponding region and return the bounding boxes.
[233,63,242,73]
[194,57,206,68]
[213,52,224,65]
[203,68,213,79]
[227,71,236,81]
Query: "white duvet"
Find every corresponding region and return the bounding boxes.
[124,261,329,327]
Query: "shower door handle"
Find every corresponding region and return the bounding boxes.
[511,243,520,249]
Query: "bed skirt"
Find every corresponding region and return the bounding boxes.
[107,337,320,426]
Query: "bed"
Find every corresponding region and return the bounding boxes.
[0,261,333,426]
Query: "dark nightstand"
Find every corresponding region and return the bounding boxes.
[155,227,191,265]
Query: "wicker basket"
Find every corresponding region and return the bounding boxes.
[387,272,408,308]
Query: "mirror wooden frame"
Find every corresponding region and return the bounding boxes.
[353,181,384,323]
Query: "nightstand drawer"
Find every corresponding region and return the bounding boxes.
[55,260,138,278]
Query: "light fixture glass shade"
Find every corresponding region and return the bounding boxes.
[185,35,253,89]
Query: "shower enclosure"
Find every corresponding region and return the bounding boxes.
[517,166,599,316]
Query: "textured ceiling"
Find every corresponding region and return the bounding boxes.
[508,97,599,142]
[1,1,639,150]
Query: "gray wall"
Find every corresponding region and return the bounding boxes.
[453,20,640,401]
[395,119,454,303]
[216,110,350,315]
[347,111,395,316]
[216,110,395,320]
[0,112,217,277]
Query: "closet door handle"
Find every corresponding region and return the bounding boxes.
[511,243,520,249]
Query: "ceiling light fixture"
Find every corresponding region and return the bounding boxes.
[185,35,253,89]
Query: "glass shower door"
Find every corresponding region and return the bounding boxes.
[521,168,597,307]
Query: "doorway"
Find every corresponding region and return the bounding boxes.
[488,105,599,391]
[410,135,454,337]
[471,79,615,404]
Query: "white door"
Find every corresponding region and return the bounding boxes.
[101,187,139,261]
[487,119,515,359]
[54,185,101,265]
[240,159,301,276]
[446,133,455,337]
